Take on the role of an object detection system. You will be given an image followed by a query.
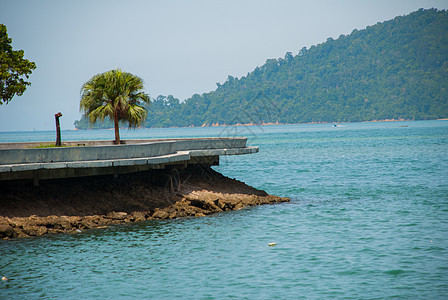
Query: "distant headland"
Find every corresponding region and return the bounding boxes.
[75,9,448,130]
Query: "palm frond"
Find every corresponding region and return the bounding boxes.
[88,103,114,123]
[126,103,148,128]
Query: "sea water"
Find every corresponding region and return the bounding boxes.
[1,121,447,299]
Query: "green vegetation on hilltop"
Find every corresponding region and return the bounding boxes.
[75,8,448,129]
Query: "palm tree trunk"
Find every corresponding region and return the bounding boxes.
[114,112,120,144]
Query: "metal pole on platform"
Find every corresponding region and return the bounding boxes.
[55,112,62,147]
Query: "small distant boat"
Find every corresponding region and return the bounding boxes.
[333,124,340,127]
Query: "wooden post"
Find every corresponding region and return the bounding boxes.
[55,112,62,147]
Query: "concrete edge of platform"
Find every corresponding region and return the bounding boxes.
[0,146,258,182]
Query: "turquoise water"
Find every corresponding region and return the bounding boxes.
[1,121,447,299]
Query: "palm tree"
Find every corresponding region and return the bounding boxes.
[80,69,150,144]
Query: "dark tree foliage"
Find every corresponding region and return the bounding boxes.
[75,9,448,129]
[0,24,36,105]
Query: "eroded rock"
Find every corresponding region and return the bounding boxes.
[0,224,16,239]
[1,167,290,240]
[106,211,128,220]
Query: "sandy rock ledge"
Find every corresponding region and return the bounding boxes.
[0,192,288,239]
[1,166,289,239]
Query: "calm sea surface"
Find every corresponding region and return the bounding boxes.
[1,121,447,299]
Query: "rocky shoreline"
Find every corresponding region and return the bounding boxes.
[0,166,289,239]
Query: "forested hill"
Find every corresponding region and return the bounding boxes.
[75,8,448,129]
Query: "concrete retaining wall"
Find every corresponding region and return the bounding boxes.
[0,138,255,183]
[0,141,177,165]
[0,137,248,150]
[0,138,248,165]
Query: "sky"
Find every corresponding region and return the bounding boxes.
[1,0,447,131]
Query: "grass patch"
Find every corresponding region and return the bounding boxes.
[32,143,67,148]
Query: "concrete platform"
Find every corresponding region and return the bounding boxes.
[0,138,258,183]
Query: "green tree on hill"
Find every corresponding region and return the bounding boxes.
[80,69,150,144]
[0,24,36,105]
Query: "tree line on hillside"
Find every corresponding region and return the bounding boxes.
[75,8,448,130]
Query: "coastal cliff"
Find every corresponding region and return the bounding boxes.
[0,165,289,239]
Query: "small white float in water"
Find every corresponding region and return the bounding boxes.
[268,242,276,247]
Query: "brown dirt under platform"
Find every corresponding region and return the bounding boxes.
[0,165,289,239]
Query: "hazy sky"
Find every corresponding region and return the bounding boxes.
[1,0,447,131]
